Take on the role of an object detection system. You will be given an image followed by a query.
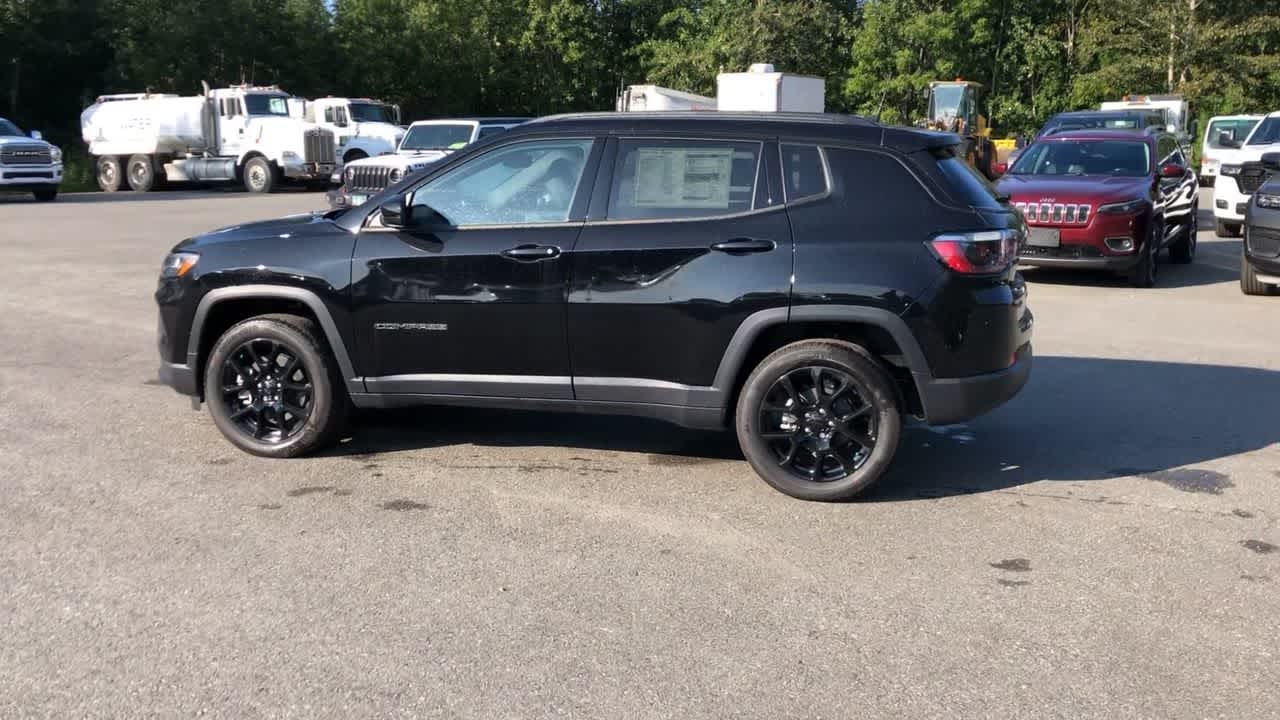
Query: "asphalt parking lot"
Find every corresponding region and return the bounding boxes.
[1,188,1277,718]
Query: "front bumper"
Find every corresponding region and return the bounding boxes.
[1017,250,1141,271]
[1245,205,1280,279]
[281,161,336,181]
[916,343,1033,425]
[1214,177,1249,222]
[0,163,62,188]
[158,361,198,396]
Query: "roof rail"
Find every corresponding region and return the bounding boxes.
[526,111,880,127]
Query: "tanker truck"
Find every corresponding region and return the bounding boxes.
[80,84,336,193]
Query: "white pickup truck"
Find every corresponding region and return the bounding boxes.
[328,117,528,209]
[0,117,63,202]
[1214,111,1280,237]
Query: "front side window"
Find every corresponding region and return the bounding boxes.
[410,138,592,226]
[1207,118,1259,147]
[401,124,475,151]
[243,95,290,117]
[1009,140,1151,178]
[782,144,828,201]
[607,138,761,220]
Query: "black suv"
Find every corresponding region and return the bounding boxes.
[156,113,1033,500]
[1240,152,1280,296]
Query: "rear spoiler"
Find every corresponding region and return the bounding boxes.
[884,127,962,153]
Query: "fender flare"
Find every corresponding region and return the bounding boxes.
[187,285,362,395]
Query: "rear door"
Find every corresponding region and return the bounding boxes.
[567,135,791,402]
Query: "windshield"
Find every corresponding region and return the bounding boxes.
[1246,118,1280,146]
[1009,140,1151,177]
[349,102,393,124]
[1206,118,1259,148]
[401,124,474,151]
[1041,114,1145,135]
[0,119,23,136]
[243,94,290,117]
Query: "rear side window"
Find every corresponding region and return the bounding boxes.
[781,144,828,202]
[608,139,761,220]
[932,151,1004,209]
[825,147,933,216]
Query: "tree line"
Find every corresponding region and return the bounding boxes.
[3,0,1279,149]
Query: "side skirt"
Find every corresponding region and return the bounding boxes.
[348,392,727,431]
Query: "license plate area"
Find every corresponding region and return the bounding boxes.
[350,194,367,206]
[1026,228,1061,248]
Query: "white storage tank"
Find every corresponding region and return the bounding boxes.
[716,64,826,113]
[81,95,210,156]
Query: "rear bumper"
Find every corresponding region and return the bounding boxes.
[916,344,1032,425]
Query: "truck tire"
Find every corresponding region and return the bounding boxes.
[1240,253,1278,296]
[735,339,902,501]
[33,188,58,203]
[127,154,156,193]
[1215,220,1242,238]
[97,156,124,193]
[243,157,277,193]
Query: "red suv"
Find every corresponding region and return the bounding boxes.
[995,129,1199,287]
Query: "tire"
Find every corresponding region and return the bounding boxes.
[1128,224,1159,288]
[204,314,348,458]
[242,156,277,193]
[1240,253,1278,296]
[1200,176,1215,188]
[127,154,155,193]
[735,340,902,501]
[1168,213,1197,264]
[1215,220,1242,238]
[96,156,123,193]
[32,188,57,203]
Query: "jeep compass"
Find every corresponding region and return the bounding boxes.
[156,112,1033,501]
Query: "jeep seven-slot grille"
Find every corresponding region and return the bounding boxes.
[1238,163,1272,195]
[1,145,52,165]
[347,166,396,192]
[1248,226,1280,258]
[304,129,335,165]
[1014,202,1091,225]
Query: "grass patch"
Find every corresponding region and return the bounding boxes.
[60,148,99,193]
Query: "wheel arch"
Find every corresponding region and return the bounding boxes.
[188,286,361,399]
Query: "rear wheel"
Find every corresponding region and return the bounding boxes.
[243,156,277,193]
[96,156,123,192]
[127,154,156,193]
[736,340,902,501]
[204,314,348,458]
[1240,253,1278,296]
[1215,220,1242,238]
[33,188,57,202]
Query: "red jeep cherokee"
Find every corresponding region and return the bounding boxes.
[995,129,1199,287]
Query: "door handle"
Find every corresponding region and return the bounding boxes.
[710,238,776,254]
[501,244,561,261]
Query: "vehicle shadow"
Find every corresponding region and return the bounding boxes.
[867,355,1280,501]
[0,185,328,205]
[1021,253,1238,289]
[324,356,1278,500]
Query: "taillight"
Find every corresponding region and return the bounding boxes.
[928,230,1020,275]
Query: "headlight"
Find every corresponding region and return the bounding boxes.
[1221,164,1243,176]
[1097,199,1148,215]
[389,168,403,183]
[281,151,299,160]
[51,147,63,163]
[1257,193,1280,209]
[160,252,199,278]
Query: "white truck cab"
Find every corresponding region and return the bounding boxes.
[305,97,404,164]
[81,84,336,193]
[330,117,528,208]
[1100,94,1191,139]
[0,117,63,202]
[1213,111,1280,237]
[1199,114,1261,187]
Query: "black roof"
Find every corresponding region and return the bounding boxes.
[508,112,959,152]
[414,117,532,125]
[1050,109,1162,119]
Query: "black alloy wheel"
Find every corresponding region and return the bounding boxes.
[758,365,877,482]
[218,338,313,444]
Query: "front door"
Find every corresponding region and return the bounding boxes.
[217,97,246,157]
[352,137,600,399]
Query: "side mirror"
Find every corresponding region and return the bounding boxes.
[1261,152,1280,172]
[1159,162,1185,179]
[379,197,411,228]
[1218,131,1239,149]
[30,130,42,140]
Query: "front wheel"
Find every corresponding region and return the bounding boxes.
[1215,220,1242,238]
[736,340,902,501]
[204,314,348,458]
[1129,225,1160,288]
[1168,214,1197,264]
[242,157,277,193]
[1241,254,1278,296]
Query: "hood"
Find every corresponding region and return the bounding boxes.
[996,174,1151,205]
[354,121,404,143]
[347,149,450,172]
[177,212,327,250]
[0,135,54,150]
[1229,142,1280,164]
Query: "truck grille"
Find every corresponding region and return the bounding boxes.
[1238,163,1272,195]
[1,144,53,165]
[1248,226,1280,258]
[303,129,335,165]
[347,166,396,192]
[1014,202,1091,225]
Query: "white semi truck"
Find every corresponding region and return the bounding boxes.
[303,96,404,165]
[80,84,336,193]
